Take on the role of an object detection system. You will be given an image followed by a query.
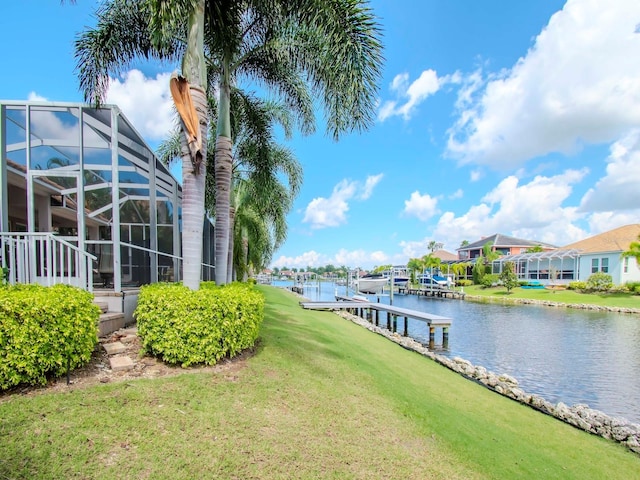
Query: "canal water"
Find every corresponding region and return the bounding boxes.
[272,280,640,425]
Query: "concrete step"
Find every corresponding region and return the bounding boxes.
[102,341,127,355]
[95,301,108,313]
[109,355,134,372]
[98,312,126,337]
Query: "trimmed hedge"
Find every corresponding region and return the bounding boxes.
[135,282,265,367]
[0,284,100,389]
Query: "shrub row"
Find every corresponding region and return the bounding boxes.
[135,282,265,367]
[0,284,100,389]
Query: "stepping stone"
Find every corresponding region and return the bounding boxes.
[109,355,134,372]
[120,334,137,344]
[103,342,126,355]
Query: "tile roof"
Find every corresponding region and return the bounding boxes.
[460,233,557,251]
[432,249,458,261]
[561,224,640,253]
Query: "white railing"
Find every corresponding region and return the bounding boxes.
[0,232,97,292]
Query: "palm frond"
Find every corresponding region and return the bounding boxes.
[75,0,184,104]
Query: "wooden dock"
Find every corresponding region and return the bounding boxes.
[300,295,452,345]
[397,286,466,299]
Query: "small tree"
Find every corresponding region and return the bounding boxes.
[500,261,519,293]
[472,254,485,284]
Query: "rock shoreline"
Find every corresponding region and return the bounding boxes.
[463,294,640,314]
[335,309,640,455]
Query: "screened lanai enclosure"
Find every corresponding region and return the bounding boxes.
[491,249,582,283]
[0,101,214,293]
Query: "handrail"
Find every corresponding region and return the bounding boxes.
[0,232,96,292]
[119,241,215,271]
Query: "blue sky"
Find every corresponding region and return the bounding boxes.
[1,1,639,270]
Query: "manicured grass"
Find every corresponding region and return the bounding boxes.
[462,284,640,309]
[1,285,638,479]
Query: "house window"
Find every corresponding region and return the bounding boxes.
[591,258,599,273]
[624,257,629,273]
[601,258,609,273]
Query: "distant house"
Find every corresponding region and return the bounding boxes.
[431,249,458,261]
[492,224,640,285]
[457,234,557,260]
[561,224,640,284]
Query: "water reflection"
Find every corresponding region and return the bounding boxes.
[272,280,640,424]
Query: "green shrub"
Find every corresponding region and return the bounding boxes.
[135,282,264,367]
[568,281,587,290]
[0,284,100,389]
[456,279,473,287]
[586,272,613,292]
[625,281,640,294]
[481,274,500,288]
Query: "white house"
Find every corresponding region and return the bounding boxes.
[561,224,640,284]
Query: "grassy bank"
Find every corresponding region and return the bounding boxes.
[1,285,638,479]
[460,284,640,310]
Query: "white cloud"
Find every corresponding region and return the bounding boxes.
[587,211,640,234]
[303,175,383,229]
[470,169,483,182]
[106,69,175,142]
[378,69,460,121]
[398,238,440,259]
[403,191,440,221]
[271,248,390,270]
[432,169,589,249]
[449,189,463,199]
[579,129,640,212]
[359,173,384,200]
[271,250,323,269]
[27,92,47,102]
[447,0,640,168]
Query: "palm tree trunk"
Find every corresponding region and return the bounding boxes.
[214,58,233,285]
[181,85,207,290]
[226,206,235,284]
[242,237,249,282]
[180,0,207,290]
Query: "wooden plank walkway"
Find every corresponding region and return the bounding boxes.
[299,295,452,344]
[397,287,466,299]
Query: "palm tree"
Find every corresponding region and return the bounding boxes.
[205,1,383,284]
[407,257,423,285]
[224,93,302,283]
[427,240,444,252]
[76,0,383,288]
[159,93,302,283]
[622,235,640,263]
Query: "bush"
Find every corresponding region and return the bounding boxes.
[135,282,264,367]
[481,274,500,288]
[586,272,613,292]
[0,284,100,389]
[625,281,640,294]
[568,281,587,291]
[456,279,473,287]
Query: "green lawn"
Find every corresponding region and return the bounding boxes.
[1,285,638,479]
[460,284,640,309]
